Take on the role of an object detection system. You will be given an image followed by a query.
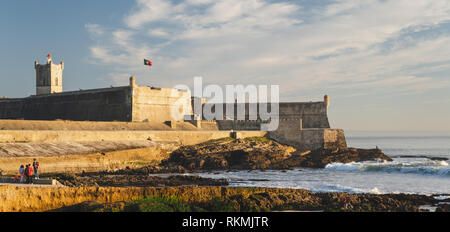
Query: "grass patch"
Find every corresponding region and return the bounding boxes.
[95,196,245,212]
[243,137,271,143]
[74,194,329,212]
[102,196,206,212]
[124,160,158,166]
[198,137,235,145]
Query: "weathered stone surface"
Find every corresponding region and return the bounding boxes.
[50,173,228,188]
[131,84,192,122]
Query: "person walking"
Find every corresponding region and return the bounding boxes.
[19,165,25,183]
[32,159,39,179]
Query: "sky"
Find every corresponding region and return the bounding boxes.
[1,0,449,134]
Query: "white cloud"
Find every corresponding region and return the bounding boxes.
[86,0,450,99]
[124,0,174,29]
[148,28,170,37]
[186,0,213,5]
[204,0,265,23]
[112,30,134,47]
[85,23,104,37]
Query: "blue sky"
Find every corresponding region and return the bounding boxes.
[1,0,450,133]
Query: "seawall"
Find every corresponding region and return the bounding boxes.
[0,145,177,175]
[0,130,267,144]
[0,186,305,212]
[0,119,219,131]
[0,128,345,151]
[0,130,267,174]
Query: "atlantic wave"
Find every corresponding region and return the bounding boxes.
[325,159,449,176]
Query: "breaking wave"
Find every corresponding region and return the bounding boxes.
[325,160,450,176]
[314,184,385,194]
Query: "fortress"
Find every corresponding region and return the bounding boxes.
[0,55,347,151]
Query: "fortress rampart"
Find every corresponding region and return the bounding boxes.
[0,80,192,123]
[0,56,347,151]
[0,129,266,144]
[0,87,132,121]
[131,81,192,122]
[0,122,345,151]
[0,81,330,129]
[208,101,330,130]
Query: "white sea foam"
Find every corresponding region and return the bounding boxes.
[433,195,450,200]
[325,159,450,176]
[197,136,450,195]
[313,184,386,194]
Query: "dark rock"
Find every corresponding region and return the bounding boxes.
[436,204,450,212]
[51,173,228,187]
[154,138,393,172]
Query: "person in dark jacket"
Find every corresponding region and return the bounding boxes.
[33,159,39,180]
[23,165,29,183]
[25,164,33,184]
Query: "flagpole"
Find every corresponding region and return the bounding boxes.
[144,59,152,84]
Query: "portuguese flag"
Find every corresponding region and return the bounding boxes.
[144,59,152,66]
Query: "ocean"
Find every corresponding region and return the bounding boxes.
[197,136,450,195]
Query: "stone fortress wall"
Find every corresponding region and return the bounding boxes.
[0,78,192,123]
[207,101,331,129]
[0,87,132,121]
[0,56,347,151]
[0,128,266,144]
[130,77,193,122]
[199,99,345,151]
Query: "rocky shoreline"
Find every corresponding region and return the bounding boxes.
[122,137,392,173]
[37,137,449,212]
[49,172,228,187]
[39,137,392,188]
[48,186,449,212]
[46,137,392,187]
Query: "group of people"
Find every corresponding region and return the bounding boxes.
[14,159,39,184]
[343,199,353,209]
